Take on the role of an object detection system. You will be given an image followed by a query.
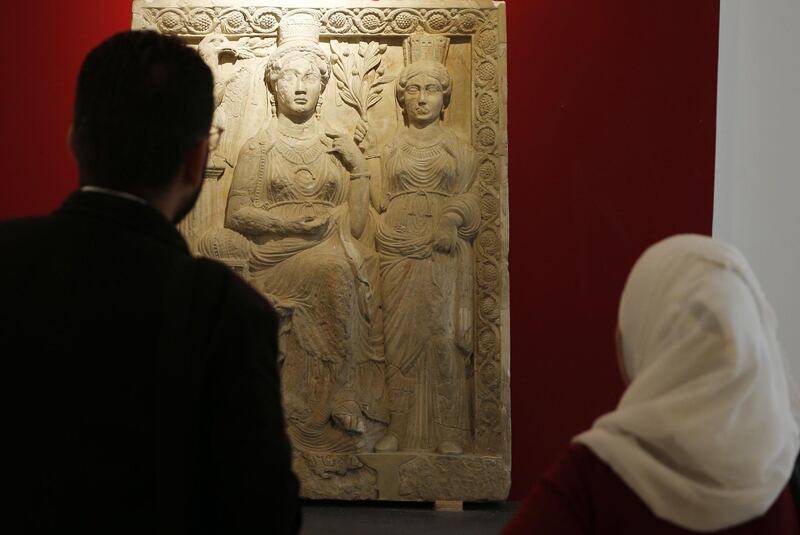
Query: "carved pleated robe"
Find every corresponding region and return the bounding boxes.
[376,128,481,451]
[230,123,389,454]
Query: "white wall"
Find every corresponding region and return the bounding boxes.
[714,0,800,377]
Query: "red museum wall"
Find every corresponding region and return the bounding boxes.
[0,1,719,501]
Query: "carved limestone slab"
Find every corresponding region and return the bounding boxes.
[132,0,509,502]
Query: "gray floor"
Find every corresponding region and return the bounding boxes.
[299,500,518,535]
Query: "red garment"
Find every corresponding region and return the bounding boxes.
[502,443,799,535]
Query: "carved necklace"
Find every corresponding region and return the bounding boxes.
[401,127,445,149]
[387,129,458,194]
[272,133,330,196]
[274,137,326,166]
[400,141,445,162]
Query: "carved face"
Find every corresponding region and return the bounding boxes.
[273,56,322,121]
[403,73,445,128]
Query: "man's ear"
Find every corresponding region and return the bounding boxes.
[182,138,209,189]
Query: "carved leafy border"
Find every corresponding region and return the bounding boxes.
[469,11,505,457]
[137,2,508,464]
[139,6,490,36]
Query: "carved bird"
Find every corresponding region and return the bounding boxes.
[198,34,238,110]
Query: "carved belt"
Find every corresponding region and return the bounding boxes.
[255,199,335,210]
[386,189,449,203]
[387,189,450,218]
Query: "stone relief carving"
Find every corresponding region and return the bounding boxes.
[133,0,509,502]
[138,5,491,37]
[371,33,479,456]
[198,33,276,178]
[198,13,389,456]
[397,454,509,501]
[294,452,377,500]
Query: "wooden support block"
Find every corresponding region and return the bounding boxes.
[435,500,463,512]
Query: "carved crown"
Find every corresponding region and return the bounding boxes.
[402,32,450,65]
[278,13,321,46]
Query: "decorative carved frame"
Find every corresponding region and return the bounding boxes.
[133,0,509,501]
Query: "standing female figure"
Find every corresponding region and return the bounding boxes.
[372,35,480,455]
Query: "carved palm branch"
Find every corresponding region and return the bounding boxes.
[330,40,394,121]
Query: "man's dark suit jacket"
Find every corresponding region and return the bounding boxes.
[2,190,300,534]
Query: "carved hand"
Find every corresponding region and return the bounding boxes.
[432,213,460,254]
[332,400,366,434]
[292,215,330,235]
[354,118,379,158]
[230,207,330,237]
[326,131,368,174]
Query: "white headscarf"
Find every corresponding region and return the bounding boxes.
[575,234,799,532]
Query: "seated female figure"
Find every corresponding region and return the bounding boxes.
[199,36,387,454]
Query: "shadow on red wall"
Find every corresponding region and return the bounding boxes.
[506,0,718,499]
[0,0,719,502]
[0,2,133,218]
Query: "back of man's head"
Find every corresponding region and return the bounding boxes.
[72,31,213,197]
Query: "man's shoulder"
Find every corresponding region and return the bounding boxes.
[180,258,280,366]
[0,214,64,263]
[188,257,277,324]
[0,214,53,239]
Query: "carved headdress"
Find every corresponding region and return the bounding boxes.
[277,12,321,47]
[266,13,329,73]
[402,32,450,66]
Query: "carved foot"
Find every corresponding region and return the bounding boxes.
[332,400,366,434]
[374,433,399,453]
[437,441,463,455]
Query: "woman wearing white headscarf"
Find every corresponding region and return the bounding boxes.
[502,234,800,534]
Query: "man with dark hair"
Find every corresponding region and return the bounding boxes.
[1,31,300,534]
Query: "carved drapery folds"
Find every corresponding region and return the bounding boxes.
[133,0,509,502]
